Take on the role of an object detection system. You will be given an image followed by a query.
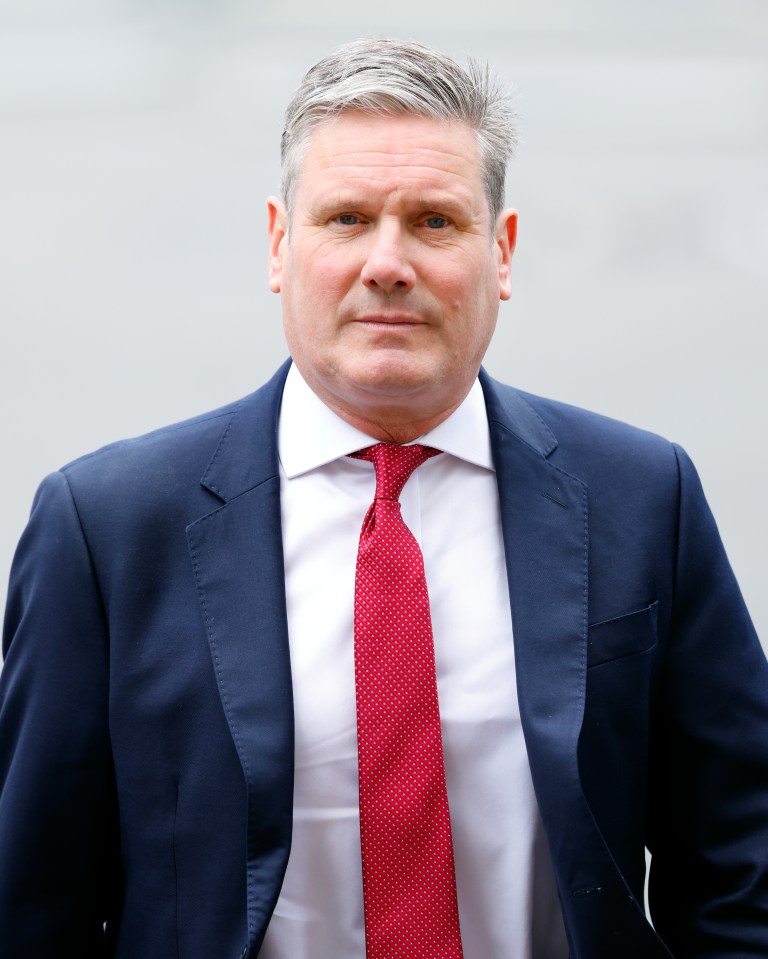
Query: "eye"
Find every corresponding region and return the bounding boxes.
[336,213,360,226]
[423,215,450,229]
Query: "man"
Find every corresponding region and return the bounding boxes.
[1,38,767,959]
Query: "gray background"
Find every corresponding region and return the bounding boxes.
[2,0,767,647]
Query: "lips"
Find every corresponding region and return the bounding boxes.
[355,314,426,326]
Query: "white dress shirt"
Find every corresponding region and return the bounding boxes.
[260,364,568,958]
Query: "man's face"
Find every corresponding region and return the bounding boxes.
[268,111,517,439]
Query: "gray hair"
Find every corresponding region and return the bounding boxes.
[280,38,519,222]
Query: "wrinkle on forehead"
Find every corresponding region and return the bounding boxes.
[297,113,488,221]
[311,129,480,180]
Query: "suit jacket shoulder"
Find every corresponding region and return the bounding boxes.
[481,372,680,484]
[58,360,290,513]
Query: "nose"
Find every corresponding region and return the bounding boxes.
[360,221,416,294]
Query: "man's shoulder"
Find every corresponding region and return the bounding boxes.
[520,389,672,452]
[481,373,682,485]
[61,399,237,480]
[55,363,290,502]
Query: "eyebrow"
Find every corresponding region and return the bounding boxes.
[311,193,478,220]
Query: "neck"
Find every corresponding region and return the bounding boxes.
[333,407,462,445]
[318,391,464,444]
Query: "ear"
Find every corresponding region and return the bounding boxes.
[495,208,518,301]
[267,196,288,294]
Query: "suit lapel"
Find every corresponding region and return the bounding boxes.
[483,374,630,884]
[186,362,294,945]
[482,373,675,955]
[481,372,609,886]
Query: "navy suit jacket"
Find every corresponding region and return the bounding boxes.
[2,362,768,958]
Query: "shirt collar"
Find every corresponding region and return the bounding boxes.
[278,363,495,479]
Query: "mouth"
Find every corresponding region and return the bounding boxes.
[354,313,426,329]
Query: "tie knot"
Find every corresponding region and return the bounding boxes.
[351,443,440,502]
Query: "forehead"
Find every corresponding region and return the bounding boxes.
[296,111,484,205]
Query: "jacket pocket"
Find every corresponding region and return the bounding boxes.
[587,601,659,668]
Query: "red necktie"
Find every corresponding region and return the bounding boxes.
[350,443,464,959]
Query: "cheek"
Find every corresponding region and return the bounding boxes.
[432,260,493,322]
[300,253,358,313]
[448,262,500,351]
[284,261,339,319]
[428,264,469,312]
[431,249,491,299]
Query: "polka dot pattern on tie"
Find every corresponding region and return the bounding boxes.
[349,443,464,959]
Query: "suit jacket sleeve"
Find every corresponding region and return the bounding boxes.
[0,470,119,955]
[646,444,768,953]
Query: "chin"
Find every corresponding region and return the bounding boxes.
[340,358,438,401]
